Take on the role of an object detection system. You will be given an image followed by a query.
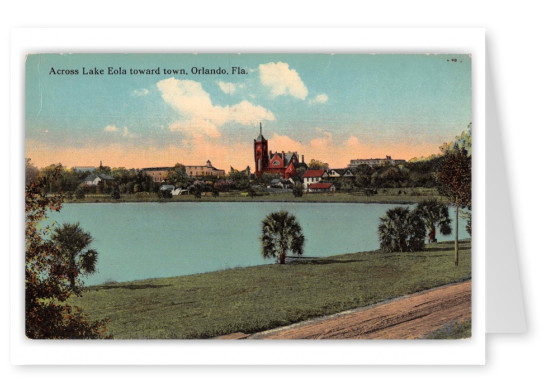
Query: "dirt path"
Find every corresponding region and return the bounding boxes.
[218,280,471,340]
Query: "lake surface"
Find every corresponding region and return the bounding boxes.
[49,202,470,285]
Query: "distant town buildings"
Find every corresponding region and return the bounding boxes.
[254,123,306,179]
[141,167,173,183]
[185,160,225,178]
[348,156,406,169]
[82,173,115,186]
[72,166,96,173]
[142,160,225,183]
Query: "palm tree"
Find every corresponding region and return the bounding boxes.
[52,223,98,291]
[378,207,425,252]
[413,199,452,243]
[260,211,305,264]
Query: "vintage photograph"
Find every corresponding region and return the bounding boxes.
[25,53,472,339]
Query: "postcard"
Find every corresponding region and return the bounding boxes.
[24,52,474,340]
[13,27,486,365]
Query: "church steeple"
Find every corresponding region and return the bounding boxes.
[255,122,266,142]
[254,123,269,178]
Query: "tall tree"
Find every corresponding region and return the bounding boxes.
[307,159,329,170]
[436,145,471,265]
[165,163,191,188]
[353,164,373,188]
[260,211,305,264]
[228,170,250,190]
[25,167,111,339]
[25,158,39,186]
[414,199,452,243]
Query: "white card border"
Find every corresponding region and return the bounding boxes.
[10,27,485,365]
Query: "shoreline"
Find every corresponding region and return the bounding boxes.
[64,190,442,205]
[73,240,472,339]
[67,198,421,205]
[61,187,442,205]
[84,239,471,289]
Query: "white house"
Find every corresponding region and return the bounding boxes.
[325,168,355,178]
[82,174,115,186]
[308,182,336,193]
[302,169,326,190]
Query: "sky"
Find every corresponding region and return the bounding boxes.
[25,53,471,171]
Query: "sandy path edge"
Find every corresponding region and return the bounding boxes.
[215,280,471,340]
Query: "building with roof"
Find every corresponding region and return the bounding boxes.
[159,184,175,192]
[307,182,336,193]
[325,168,355,178]
[254,123,305,179]
[142,160,225,183]
[302,169,326,190]
[268,178,294,189]
[185,160,225,178]
[141,167,173,183]
[82,173,115,186]
[348,156,406,169]
[72,166,96,173]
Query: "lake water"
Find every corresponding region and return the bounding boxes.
[49,202,470,286]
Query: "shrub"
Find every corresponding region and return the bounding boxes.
[292,185,303,197]
[378,207,426,252]
[190,186,202,199]
[74,186,86,200]
[157,189,172,199]
[111,186,121,200]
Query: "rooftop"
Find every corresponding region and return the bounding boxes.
[303,169,326,178]
[309,182,334,189]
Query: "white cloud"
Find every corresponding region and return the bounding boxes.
[218,81,239,95]
[104,124,136,138]
[156,78,274,139]
[271,133,303,152]
[122,126,136,138]
[258,62,308,99]
[168,119,221,140]
[309,93,329,104]
[132,88,150,97]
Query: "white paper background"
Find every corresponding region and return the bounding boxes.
[9,27,486,366]
[2,0,549,389]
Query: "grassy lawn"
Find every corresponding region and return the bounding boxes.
[422,320,472,339]
[71,240,471,339]
[67,187,443,204]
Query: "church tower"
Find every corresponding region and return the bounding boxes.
[254,122,269,178]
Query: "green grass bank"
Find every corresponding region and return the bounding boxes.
[72,240,471,339]
[66,187,443,205]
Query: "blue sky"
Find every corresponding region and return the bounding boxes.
[25,53,471,170]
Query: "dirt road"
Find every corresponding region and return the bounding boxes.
[218,280,471,340]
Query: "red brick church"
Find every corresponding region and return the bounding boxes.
[254,123,304,179]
